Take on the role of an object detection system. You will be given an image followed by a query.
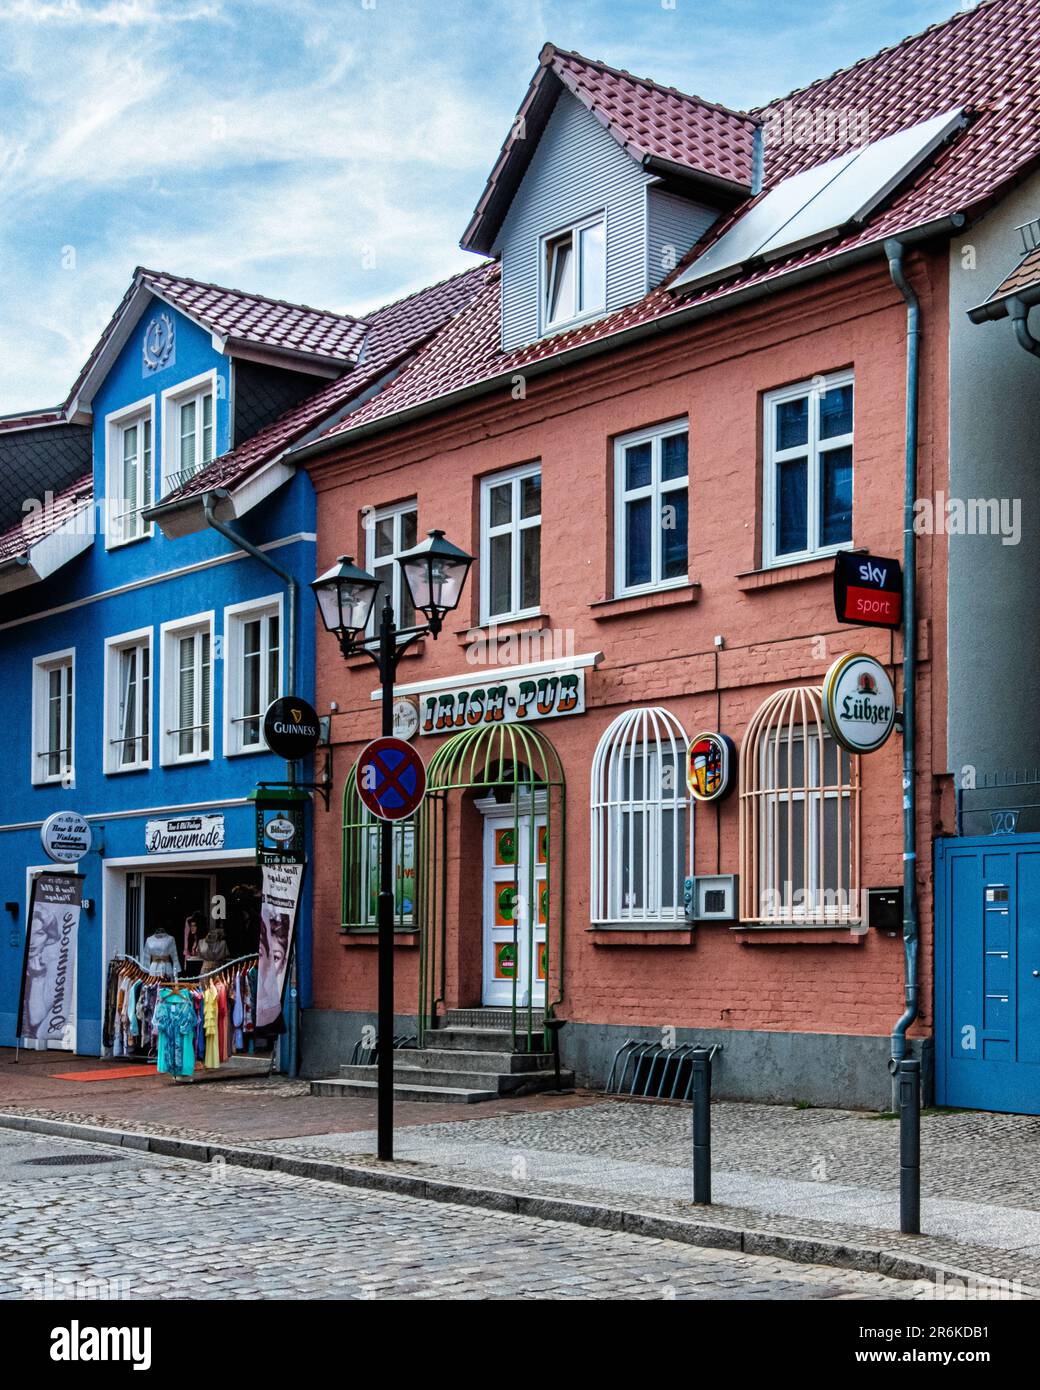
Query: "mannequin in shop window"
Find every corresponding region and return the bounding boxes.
[144,928,181,980]
[197,922,229,970]
[183,911,205,976]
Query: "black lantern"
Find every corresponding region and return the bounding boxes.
[311,555,380,650]
[399,529,474,635]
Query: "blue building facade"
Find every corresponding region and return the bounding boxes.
[0,284,324,1056]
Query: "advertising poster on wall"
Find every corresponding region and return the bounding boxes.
[256,862,304,1033]
[16,871,82,1047]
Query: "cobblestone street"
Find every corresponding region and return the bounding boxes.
[0,1129,945,1301]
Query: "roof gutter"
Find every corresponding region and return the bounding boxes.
[291,212,967,465]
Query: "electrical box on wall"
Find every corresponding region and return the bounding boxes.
[868,887,903,933]
[685,874,738,922]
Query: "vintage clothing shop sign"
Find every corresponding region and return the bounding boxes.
[17,871,82,1047]
[145,813,225,854]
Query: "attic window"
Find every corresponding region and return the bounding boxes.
[541,214,605,332]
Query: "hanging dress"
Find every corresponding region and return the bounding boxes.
[154,987,196,1077]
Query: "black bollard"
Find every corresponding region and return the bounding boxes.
[898,1057,921,1235]
[691,1045,712,1204]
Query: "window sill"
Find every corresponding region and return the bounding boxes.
[590,583,700,621]
[342,639,426,670]
[588,925,696,946]
[340,927,419,947]
[732,924,863,945]
[456,613,552,648]
[737,549,862,592]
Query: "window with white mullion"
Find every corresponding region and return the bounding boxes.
[230,605,280,754]
[32,652,74,785]
[113,641,150,770]
[765,373,853,565]
[481,467,541,623]
[541,213,605,334]
[366,502,418,636]
[615,421,688,596]
[170,629,211,761]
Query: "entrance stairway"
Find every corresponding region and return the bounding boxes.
[310,1007,573,1103]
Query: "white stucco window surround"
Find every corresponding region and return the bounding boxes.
[30,648,75,787]
[160,611,215,766]
[223,594,283,756]
[538,211,606,335]
[103,627,153,774]
[160,369,218,495]
[104,395,155,549]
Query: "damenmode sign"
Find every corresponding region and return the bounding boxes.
[17,871,82,1047]
[145,814,225,854]
[822,652,897,754]
[833,551,902,630]
[419,670,585,736]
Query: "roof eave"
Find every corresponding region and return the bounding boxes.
[968,284,1040,324]
[296,213,965,464]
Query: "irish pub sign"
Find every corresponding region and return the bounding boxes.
[418,670,585,736]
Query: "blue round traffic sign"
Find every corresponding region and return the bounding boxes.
[356,737,427,821]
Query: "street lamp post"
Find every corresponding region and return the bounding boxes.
[312,531,473,1161]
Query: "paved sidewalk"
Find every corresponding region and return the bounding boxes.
[2,1048,1037,1291]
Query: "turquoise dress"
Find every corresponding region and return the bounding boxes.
[154,987,196,1076]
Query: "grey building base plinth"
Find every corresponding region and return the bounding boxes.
[301,1008,933,1111]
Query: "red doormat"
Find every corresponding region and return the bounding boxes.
[48,1065,158,1082]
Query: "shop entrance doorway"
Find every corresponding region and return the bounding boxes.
[479,800,547,1007]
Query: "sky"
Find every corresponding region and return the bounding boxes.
[0,0,968,412]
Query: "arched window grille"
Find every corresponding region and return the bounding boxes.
[342,770,416,932]
[739,686,861,925]
[590,707,691,925]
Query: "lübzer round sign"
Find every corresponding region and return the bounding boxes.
[822,652,896,754]
[262,697,322,760]
[41,811,92,864]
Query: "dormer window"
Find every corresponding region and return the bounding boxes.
[541,213,605,333]
[161,369,218,494]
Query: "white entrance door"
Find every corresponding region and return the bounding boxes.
[481,810,547,1007]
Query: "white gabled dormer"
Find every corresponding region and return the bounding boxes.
[461,43,759,353]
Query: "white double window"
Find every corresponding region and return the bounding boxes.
[31,649,75,786]
[480,464,541,623]
[161,371,216,493]
[540,213,605,333]
[160,613,214,764]
[763,371,853,566]
[366,500,418,635]
[590,707,691,925]
[104,630,152,773]
[224,597,282,755]
[105,398,155,547]
[614,419,689,596]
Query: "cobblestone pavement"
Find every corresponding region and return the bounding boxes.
[5,1056,1039,1292]
[0,1130,951,1300]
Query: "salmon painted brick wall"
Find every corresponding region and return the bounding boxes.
[306,250,949,1044]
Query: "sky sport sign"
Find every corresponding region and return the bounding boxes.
[833,551,902,630]
[822,652,897,754]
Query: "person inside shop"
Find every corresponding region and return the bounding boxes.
[182,910,205,977]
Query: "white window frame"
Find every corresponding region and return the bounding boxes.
[159,611,215,766]
[31,648,75,787]
[223,595,284,756]
[160,369,218,495]
[365,499,418,637]
[479,462,542,624]
[590,706,692,926]
[103,627,153,774]
[762,370,854,568]
[613,417,689,598]
[104,396,155,549]
[538,211,606,336]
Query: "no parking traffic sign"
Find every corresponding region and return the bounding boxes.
[356,737,427,821]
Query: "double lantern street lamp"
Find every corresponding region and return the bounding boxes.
[311,530,473,1161]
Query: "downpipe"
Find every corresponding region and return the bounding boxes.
[203,491,302,1078]
[1008,297,1040,358]
[885,240,921,1079]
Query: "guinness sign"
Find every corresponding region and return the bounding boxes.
[263,696,322,760]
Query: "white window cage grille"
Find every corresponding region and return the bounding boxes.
[590,706,692,925]
[739,685,861,925]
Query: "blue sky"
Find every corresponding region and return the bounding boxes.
[0,0,965,411]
